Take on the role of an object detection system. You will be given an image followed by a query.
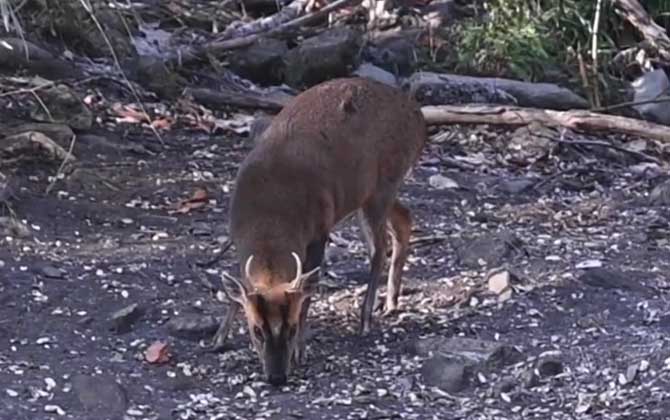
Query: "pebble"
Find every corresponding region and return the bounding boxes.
[45,377,57,391]
[6,389,18,397]
[41,265,64,279]
[36,337,51,345]
[44,404,66,415]
[428,174,459,190]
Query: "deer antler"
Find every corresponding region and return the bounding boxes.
[244,255,255,278]
[291,252,302,283]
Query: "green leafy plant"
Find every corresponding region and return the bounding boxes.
[453,0,616,84]
[647,0,670,17]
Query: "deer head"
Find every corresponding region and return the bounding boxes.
[222,252,319,385]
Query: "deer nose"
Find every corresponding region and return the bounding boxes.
[267,373,287,386]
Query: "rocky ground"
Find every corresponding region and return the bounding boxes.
[1,1,670,419]
[2,111,670,420]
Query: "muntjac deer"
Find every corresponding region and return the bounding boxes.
[215,77,427,385]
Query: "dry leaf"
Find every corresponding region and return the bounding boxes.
[112,103,150,124]
[151,117,173,131]
[169,187,209,214]
[145,341,170,364]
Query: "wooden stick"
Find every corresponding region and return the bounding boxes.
[421,104,670,143]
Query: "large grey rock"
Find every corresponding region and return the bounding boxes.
[128,55,182,99]
[406,71,589,110]
[578,268,651,295]
[353,63,398,87]
[107,303,144,334]
[72,374,128,419]
[229,38,289,86]
[421,354,469,392]
[284,27,363,88]
[362,33,418,77]
[632,69,670,126]
[167,314,220,341]
[412,337,522,392]
[29,84,93,130]
[457,232,526,269]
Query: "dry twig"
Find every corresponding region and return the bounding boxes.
[590,0,603,108]
[77,0,165,146]
[45,134,77,195]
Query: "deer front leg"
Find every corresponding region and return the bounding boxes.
[210,304,238,351]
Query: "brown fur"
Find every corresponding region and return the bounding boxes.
[218,77,427,385]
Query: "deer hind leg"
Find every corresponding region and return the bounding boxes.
[293,236,328,365]
[384,200,412,315]
[356,208,375,259]
[359,195,393,335]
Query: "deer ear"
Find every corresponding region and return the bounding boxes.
[289,266,320,296]
[221,272,248,305]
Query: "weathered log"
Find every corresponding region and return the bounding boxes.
[613,0,670,63]
[1,131,76,162]
[421,104,670,143]
[220,0,309,40]
[0,38,82,79]
[165,0,360,66]
[184,87,291,111]
[407,72,589,110]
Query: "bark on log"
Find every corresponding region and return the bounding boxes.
[421,104,670,143]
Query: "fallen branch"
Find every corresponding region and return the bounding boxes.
[184,87,290,111]
[421,105,670,143]
[533,128,661,165]
[593,95,670,113]
[613,0,670,63]
[530,165,610,191]
[166,0,360,66]
[220,0,310,40]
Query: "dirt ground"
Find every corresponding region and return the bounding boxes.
[1,119,670,420]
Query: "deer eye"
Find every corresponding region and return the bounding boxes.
[253,326,264,341]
